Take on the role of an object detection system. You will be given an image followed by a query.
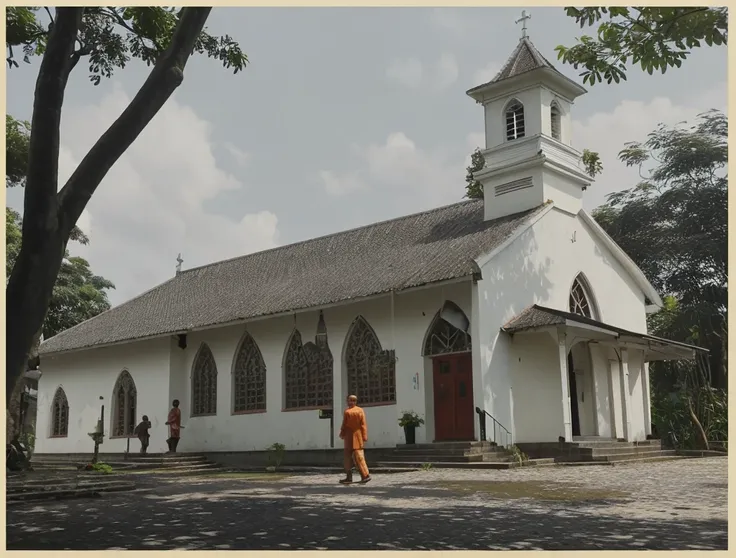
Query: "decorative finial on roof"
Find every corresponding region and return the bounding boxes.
[515,10,531,39]
[176,253,183,275]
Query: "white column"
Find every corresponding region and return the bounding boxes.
[470,282,484,441]
[607,359,620,438]
[642,362,652,437]
[619,348,633,442]
[558,330,573,442]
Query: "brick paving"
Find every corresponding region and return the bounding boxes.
[5,457,727,550]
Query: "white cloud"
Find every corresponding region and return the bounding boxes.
[320,169,365,196]
[386,57,423,88]
[472,62,500,86]
[573,83,728,210]
[429,8,467,35]
[434,53,459,90]
[57,84,280,305]
[222,141,251,168]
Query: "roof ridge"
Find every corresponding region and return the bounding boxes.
[179,198,483,275]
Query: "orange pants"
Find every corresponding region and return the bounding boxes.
[344,445,370,479]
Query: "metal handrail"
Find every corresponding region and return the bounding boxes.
[475,407,512,448]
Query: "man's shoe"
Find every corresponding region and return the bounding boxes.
[359,475,372,484]
[339,474,353,484]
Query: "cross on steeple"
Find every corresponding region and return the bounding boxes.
[515,10,531,39]
[176,253,183,275]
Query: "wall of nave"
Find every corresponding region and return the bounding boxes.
[35,280,474,454]
[34,338,173,454]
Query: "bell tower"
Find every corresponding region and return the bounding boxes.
[466,14,594,221]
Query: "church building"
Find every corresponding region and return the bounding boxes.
[34,36,702,458]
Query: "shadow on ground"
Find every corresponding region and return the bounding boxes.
[5,475,727,550]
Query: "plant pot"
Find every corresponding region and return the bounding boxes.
[404,425,416,445]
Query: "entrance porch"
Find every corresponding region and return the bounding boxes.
[502,305,707,444]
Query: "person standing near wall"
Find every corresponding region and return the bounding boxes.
[165,400,182,453]
[339,394,371,484]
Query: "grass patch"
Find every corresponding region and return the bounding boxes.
[420,480,629,502]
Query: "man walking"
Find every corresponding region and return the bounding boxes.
[339,394,371,484]
[165,400,182,453]
[134,415,152,454]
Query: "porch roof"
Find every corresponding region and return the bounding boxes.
[501,305,708,362]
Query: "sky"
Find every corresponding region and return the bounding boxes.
[5,7,728,307]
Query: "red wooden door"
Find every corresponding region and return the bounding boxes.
[433,353,474,441]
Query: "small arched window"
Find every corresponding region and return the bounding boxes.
[505,99,525,141]
[51,387,69,437]
[192,343,218,416]
[550,102,561,140]
[112,370,137,436]
[232,332,267,413]
[569,274,597,319]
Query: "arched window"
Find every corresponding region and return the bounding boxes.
[345,316,396,405]
[112,370,137,436]
[423,301,472,356]
[283,313,334,410]
[550,102,561,140]
[232,332,267,413]
[505,99,525,141]
[192,343,218,416]
[50,387,69,437]
[569,274,598,319]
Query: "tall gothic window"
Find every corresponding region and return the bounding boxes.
[50,387,69,437]
[505,99,525,141]
[550,102,561,140]
[233,332,267,413]
[423,301,472,356]
[345,316,396,405]
[112,370,137,437]
[569,274,597,319]
[283,313,333,410]
[192,343,218,416]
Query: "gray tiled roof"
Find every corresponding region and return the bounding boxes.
[502,305,706,352]
[467,38,565,95]
[39,200,548,356]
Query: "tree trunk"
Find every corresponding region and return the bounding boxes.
[6,8,212,407]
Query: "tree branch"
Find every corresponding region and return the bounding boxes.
[57,7,212,232]
[23,8,83,237]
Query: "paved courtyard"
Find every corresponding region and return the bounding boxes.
[6,457,727,550]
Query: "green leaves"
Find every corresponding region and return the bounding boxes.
[6,115,31,188]
[6,7,248,84]
[464,148,485,199]
[581,149,602,177]
[592,110,727,389]
[557,7,727,86]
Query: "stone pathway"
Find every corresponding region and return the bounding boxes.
[5,457,727,550]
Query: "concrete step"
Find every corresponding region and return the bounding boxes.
[579,446,666,457]
[384,453,486,463]
[392,447,508,457]
[572,441,662,450]
[395,441,494,450]
[125,455,209,463]
[377,460,518,470]
[612,455,694,465]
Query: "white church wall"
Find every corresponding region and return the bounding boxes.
[476,206,650,443]
[590,344,613,437]
[506,332,565,443]
[627,350,647,441]
[170,280,472,453]
[35,338,172,454]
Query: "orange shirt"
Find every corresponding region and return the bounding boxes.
[340,406,368,450]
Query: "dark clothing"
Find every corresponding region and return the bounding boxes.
[134,420,152,454]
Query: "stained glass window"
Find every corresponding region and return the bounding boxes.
[51,387,69,437]
[284,313,333,410]
[423,309,472,356]
[112,370,137,436]
[192,343,218,416]
[233,332,267,413]
[345,316,396,405]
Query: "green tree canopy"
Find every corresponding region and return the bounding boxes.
[592,109,727,388]
[464,148,485,199]
[557,7,727,85]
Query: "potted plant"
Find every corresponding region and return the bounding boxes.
[398,411,425,445]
